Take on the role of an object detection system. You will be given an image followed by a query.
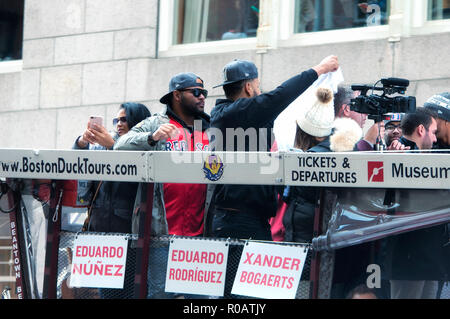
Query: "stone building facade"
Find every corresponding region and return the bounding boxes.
[0,0,449,150]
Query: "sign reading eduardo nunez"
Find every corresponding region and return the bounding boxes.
[232,242,308,299]
[69,234,129,289]
[165,238,229,297]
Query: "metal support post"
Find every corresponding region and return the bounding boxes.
[42,181,64,299]
[134,183,154,299]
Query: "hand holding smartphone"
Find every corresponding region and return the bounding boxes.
[88,116,104,130]
[86,116,104,146]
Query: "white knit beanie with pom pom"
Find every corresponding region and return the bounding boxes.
[296,87,335,137]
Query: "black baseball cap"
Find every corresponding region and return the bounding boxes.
[160,72,204,105]
[383,113,404,125]
[213,59,258,88]
[424,92,450,122]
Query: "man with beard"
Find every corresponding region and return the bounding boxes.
[424,92,450,149]
[207,56,339,240]
[115,72,212,237]
[398,107,438,150]
[115,73,213,299]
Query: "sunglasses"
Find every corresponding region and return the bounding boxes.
[113,116,127,126]
[179,88,208,98]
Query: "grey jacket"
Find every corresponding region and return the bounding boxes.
[114,107,214,236]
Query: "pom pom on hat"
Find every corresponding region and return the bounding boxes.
[296,87,335,137]
[316,87,333,104]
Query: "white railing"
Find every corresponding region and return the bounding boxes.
[0,148,449,189]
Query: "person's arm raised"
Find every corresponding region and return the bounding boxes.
[311,55,339,77]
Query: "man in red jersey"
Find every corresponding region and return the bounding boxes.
[115,73,211,237]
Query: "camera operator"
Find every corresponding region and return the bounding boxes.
[334,86,387,151]
[348,78,415,151]
[334,86,409,151]
[331,86,397,298]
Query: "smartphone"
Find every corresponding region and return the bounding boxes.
[88,116,103,129]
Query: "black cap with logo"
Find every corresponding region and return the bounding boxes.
[424,92,450,122]
[160,72,204,105]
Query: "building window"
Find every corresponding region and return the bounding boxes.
[294,0,389,33]
[428,0,450,20]
[173,0,259,44]
[0,0,24,61]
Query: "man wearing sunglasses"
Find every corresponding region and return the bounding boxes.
[114,73,213,298]
[115,73,212,238]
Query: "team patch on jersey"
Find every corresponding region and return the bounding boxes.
[203,154,224,182]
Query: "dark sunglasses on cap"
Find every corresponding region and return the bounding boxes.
[178,88,208,98]
[113,116,127,126]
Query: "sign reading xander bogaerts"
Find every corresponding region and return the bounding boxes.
[231,242,308,299]
[285,152,449,189]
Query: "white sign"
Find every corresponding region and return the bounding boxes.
[0,149,145,182]
[231,242,308,299]
[165,238,229,297]
[285,152,450,189]
[70,234,128,289]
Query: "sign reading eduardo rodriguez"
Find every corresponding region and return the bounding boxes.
[165,238,229,297]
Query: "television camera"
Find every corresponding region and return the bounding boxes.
[350,77,416,122]
[350,78,416,150]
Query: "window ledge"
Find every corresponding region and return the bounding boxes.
[158,38,258,58]
[409,19,450,36]
[0,60,23,74]
[279,25,390,48]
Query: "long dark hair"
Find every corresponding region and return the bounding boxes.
[120,102,151,129]
[294,125,322,151]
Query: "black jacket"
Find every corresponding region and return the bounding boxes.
[398,136,418,150]
[73,137,138,233]
[210,69,318,218]
[283,137,331,242]
[88,181,138,233]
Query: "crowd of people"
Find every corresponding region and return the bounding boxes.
[72,55,450,299]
